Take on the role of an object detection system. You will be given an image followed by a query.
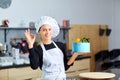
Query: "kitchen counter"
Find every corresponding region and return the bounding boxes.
[0,56,90,70]
[0,53,91,80]
[0,56,40,80]
[67,51,91,60]
[76,55,91,60]
[0,52,91,70]
[0,65,40,80]
[0,64,30,69]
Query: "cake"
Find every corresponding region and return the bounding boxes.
[72,42,90,52]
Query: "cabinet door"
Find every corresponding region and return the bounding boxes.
[66,58,90,77]
[0,69,8,80]
[8,67,42,80]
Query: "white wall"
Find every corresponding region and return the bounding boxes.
[110,0,120,50]
[0,0,119,50]
[0,0,113,26]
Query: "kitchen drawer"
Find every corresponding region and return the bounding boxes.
[0,69,8,80]
[8,67,41,80]
[66,58,90,72]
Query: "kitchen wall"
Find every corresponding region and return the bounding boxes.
[0,0,120,50]
[112,0,120,49]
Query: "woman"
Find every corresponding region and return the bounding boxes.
[25,16,79,80]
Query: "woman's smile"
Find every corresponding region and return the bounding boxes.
[39,24,53,43]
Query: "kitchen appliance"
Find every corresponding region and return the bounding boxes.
[0,43,2,50]
[0,43,6,56]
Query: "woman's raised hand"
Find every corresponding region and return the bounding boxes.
[24,29,36,48]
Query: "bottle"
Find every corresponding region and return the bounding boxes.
[0,43,3,50]
[3,43,8,54]
[12,48,20,60]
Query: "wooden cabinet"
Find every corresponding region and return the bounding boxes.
[0,67,42,80]
[0,59,90,80]
[66,58,90,78]
[8,67,41,80]
[0,69,8,80]
[0,58,90,80]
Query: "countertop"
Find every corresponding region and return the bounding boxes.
[0,64,30,69]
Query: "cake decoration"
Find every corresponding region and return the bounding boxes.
[72,37,90,52]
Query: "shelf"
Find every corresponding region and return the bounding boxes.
[60,27,70,30]
[0,27,35,30]
[0,27,70,42]
[0,27,70,30]
[0,27,36,42]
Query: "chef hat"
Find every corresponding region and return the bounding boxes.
[35,16,60,38]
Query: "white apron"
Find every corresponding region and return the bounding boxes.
[40,41,66,80]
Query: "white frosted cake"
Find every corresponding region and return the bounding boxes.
[72,42,90,52]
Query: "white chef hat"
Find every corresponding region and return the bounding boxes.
[35,16,60,38]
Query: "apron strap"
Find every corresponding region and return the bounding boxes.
[40,41,58,51]
[40,42,46,52]
[52,41,59,48]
